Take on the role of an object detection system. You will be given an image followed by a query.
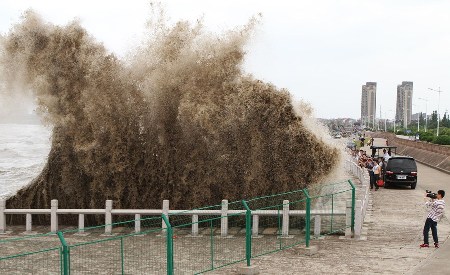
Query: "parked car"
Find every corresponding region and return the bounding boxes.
[384,156,417,189]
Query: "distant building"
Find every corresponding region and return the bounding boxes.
[411,112,424,121]
[361,82,377,128]
[395,81,413,128]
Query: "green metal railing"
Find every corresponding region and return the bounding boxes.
[62,216,167,274]
[0,180,355,274]
[166,200,247,274]
[242,200,252,267]
[0,231,61,274]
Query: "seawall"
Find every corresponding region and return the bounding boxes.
[371,132,450,174]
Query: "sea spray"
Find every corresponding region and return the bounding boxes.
[0,10,340,223]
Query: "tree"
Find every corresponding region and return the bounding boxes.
[429,110,438,129]
[419,113,425,130]
[442,112,450,128]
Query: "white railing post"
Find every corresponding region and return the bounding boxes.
[0,199,5,234]
[51,199,58,233]
[363,185,369,218]
[282,200,289,237]
[345,200,352,237]
[78,214,85,233]
[162,200,169,229]
[192,215,199,236]
[362,170,368,187]
[221,199,228,237]
[105,200,113,235]
[314,215,321,238]
[355,200,363,239]
[26,213,32,233]
[135,214,141,233]
[252,214,259,237]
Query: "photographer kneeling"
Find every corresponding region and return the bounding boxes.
[420,190,445,248]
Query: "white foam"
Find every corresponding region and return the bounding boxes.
[0,123,51,198]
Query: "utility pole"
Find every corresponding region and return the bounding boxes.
[417,117,419,132]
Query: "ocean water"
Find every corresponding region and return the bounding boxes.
[0,123,51,199]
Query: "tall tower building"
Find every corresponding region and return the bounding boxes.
[395,81,413,128]
[361,82,377,128]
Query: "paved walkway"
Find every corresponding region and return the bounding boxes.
[409,236,450,275]
[211,138,450,274]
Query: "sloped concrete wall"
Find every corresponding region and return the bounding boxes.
[372,132,450,174]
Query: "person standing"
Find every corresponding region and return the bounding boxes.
[372,160,380,191]
[383,149,390,162]
[366,158,375,190]
[379,157,386,184]
[420,190,446,248]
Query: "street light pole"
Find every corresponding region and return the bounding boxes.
[418,97,428,132]
[428,87,444,136]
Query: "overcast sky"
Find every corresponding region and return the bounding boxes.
[1,0,449,119]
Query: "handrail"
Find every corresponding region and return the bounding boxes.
[2,208,345,216]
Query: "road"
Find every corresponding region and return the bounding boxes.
[415,162,448,193]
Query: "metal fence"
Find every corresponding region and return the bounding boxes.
[0,232,61,274]
[0,180,355,274]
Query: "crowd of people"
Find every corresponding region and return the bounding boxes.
[349,134,392,191]
[355,149,389,190]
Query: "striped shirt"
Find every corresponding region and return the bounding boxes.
[426,199,445,222]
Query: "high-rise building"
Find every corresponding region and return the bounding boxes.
[361,82,377,127]
[395,81,413,128]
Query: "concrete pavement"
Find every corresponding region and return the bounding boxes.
[368,137,450,275]
[409,233,450,275]
[211,137,450,274]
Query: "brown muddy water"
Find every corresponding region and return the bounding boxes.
[0,9,340,224]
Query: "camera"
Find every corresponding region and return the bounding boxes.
[426,190,438,199]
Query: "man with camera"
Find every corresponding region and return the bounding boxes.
[420,190,446,248]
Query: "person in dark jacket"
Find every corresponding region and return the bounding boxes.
[366,158,375,189]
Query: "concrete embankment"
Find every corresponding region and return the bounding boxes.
[372,132,450,174]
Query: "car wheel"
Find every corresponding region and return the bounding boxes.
[411,182,417,189]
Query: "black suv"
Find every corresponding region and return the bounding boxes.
[384,156,417,189]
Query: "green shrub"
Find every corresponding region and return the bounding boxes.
[432,135,450,145]
[418,131,433,142]
[421,136,434,142]
[419,131,433,137]
[396,130,405,135]
[439,128,450,136]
